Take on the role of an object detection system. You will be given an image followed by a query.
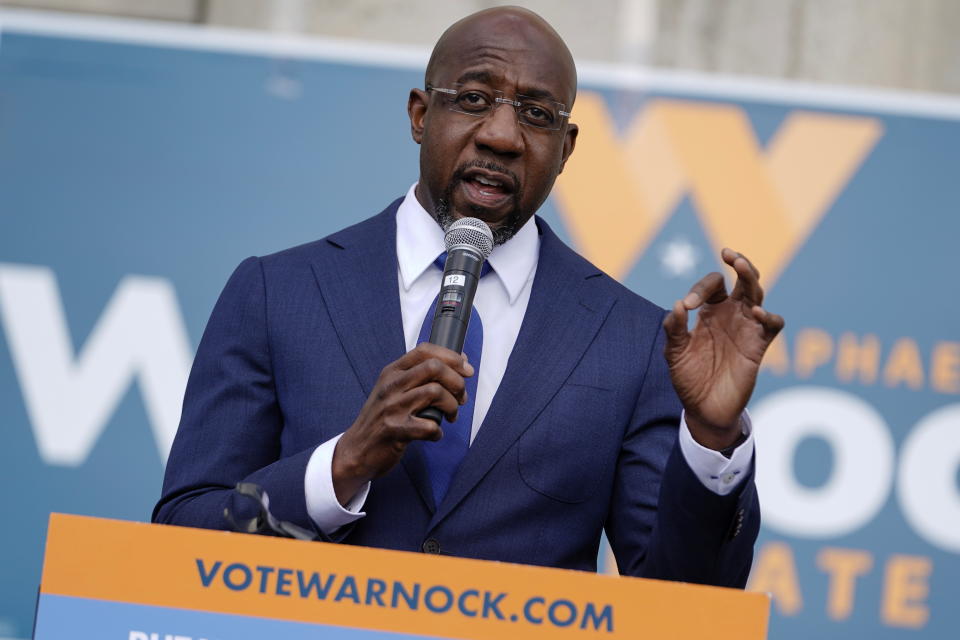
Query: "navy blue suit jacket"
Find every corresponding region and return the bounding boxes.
[154,199,760,587]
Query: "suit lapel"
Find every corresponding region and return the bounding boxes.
[428,218,615,530]
[311,201,406,396]
[310,199,435,511]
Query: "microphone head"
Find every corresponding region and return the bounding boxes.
[444,217,494,260]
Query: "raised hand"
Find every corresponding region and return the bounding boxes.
[663,248,784,450]
[332,343,473,505]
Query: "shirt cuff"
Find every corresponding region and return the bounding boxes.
[677,410,754,496]
[304,433,370,534]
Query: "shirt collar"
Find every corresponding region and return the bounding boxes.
[396,183,539,304]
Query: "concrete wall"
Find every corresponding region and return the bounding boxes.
[2,0,958,93]
[652,0,960,93]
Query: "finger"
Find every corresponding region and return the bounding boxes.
[460,352,474,377]
[721,247,760,278]
[405,342,474,377]
[397,417,444,443]
[399,357,468,405]
[408,382,461,423]
[683,271,727,309]
[662,299,690,352]
[394,342,474,377]
[751,306,785,339]
[724,248,763,304]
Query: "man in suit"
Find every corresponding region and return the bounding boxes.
[154,6,783,588]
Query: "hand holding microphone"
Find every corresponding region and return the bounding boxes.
[417,218,493,423]
[331,218,493,505]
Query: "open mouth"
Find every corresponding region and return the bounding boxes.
[459,168,517,209]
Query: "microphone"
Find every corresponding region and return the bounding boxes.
[418,217,494,424]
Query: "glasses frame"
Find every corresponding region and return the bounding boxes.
[427,83,571,131]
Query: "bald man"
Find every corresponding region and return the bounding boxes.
[155,7,782,588]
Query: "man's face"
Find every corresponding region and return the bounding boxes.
[408,13,578,244]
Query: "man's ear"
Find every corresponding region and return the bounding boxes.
[408,88,429,144]
[558,122,578,174]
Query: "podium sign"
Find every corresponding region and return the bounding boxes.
[35,513,768,639]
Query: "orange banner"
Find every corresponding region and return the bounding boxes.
[41,513,768,639]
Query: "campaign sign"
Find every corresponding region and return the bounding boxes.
[1,9,958,640]
[35,514,768,639]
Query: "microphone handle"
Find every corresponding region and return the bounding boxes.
[417,247,485,424]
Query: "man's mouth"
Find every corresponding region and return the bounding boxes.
[435,162,525,245]
[459,168,516,210]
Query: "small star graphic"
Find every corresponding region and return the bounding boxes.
[659,238,700,277]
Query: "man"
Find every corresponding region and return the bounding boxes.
[154,7,783,588]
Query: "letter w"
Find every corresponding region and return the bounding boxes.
[553,93,882,285]
[0,264,192,466]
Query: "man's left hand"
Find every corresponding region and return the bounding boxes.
[663,248,785,451]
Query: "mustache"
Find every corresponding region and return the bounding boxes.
[452,160,520,193]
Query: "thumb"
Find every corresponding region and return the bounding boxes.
[663,300,691,355]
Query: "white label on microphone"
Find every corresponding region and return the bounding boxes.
[444,274,466,287]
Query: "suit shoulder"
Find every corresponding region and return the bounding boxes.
[258,236,329,268]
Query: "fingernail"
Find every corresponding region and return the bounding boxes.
[464,362,475,376]
[683,293,700,308]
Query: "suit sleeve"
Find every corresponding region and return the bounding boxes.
[604,317,760,588]
[152,257,327,537]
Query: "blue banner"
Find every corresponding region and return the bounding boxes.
[35,595,446,640]
[1,12,957,640]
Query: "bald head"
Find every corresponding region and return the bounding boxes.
[425,6,577,106]
[408,5,580,245]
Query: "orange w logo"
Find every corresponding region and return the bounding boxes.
[553,94,883,286]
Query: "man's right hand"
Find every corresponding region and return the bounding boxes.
[331,343,473,506]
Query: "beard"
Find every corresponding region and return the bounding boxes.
[432,161,525,246]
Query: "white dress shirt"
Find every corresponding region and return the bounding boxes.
[305,184,754,534]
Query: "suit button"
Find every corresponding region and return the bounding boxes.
[422,538,440,554]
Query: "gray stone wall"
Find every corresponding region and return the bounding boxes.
[2,0,958,94]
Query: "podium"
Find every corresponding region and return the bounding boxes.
[35,513,768,639]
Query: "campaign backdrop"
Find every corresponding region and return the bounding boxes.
[1,10,958,640]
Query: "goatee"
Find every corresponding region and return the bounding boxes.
[432,163,524,246]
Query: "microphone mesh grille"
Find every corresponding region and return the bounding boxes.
[444,217,494,259]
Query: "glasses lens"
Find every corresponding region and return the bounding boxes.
[516,96,563,130]
[451,89,494,115]
[438,86,566,131]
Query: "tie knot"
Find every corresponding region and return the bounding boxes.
[435,252,493,278]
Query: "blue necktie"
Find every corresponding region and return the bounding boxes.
[417,253,491,507]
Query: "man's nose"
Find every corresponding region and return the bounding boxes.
[474,103,524,156]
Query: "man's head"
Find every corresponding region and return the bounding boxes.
[408,6,578,245]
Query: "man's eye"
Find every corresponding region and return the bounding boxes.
[521,104,555,125]
[456,92,490,111]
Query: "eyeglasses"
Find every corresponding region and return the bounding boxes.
[427,83,571,131]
